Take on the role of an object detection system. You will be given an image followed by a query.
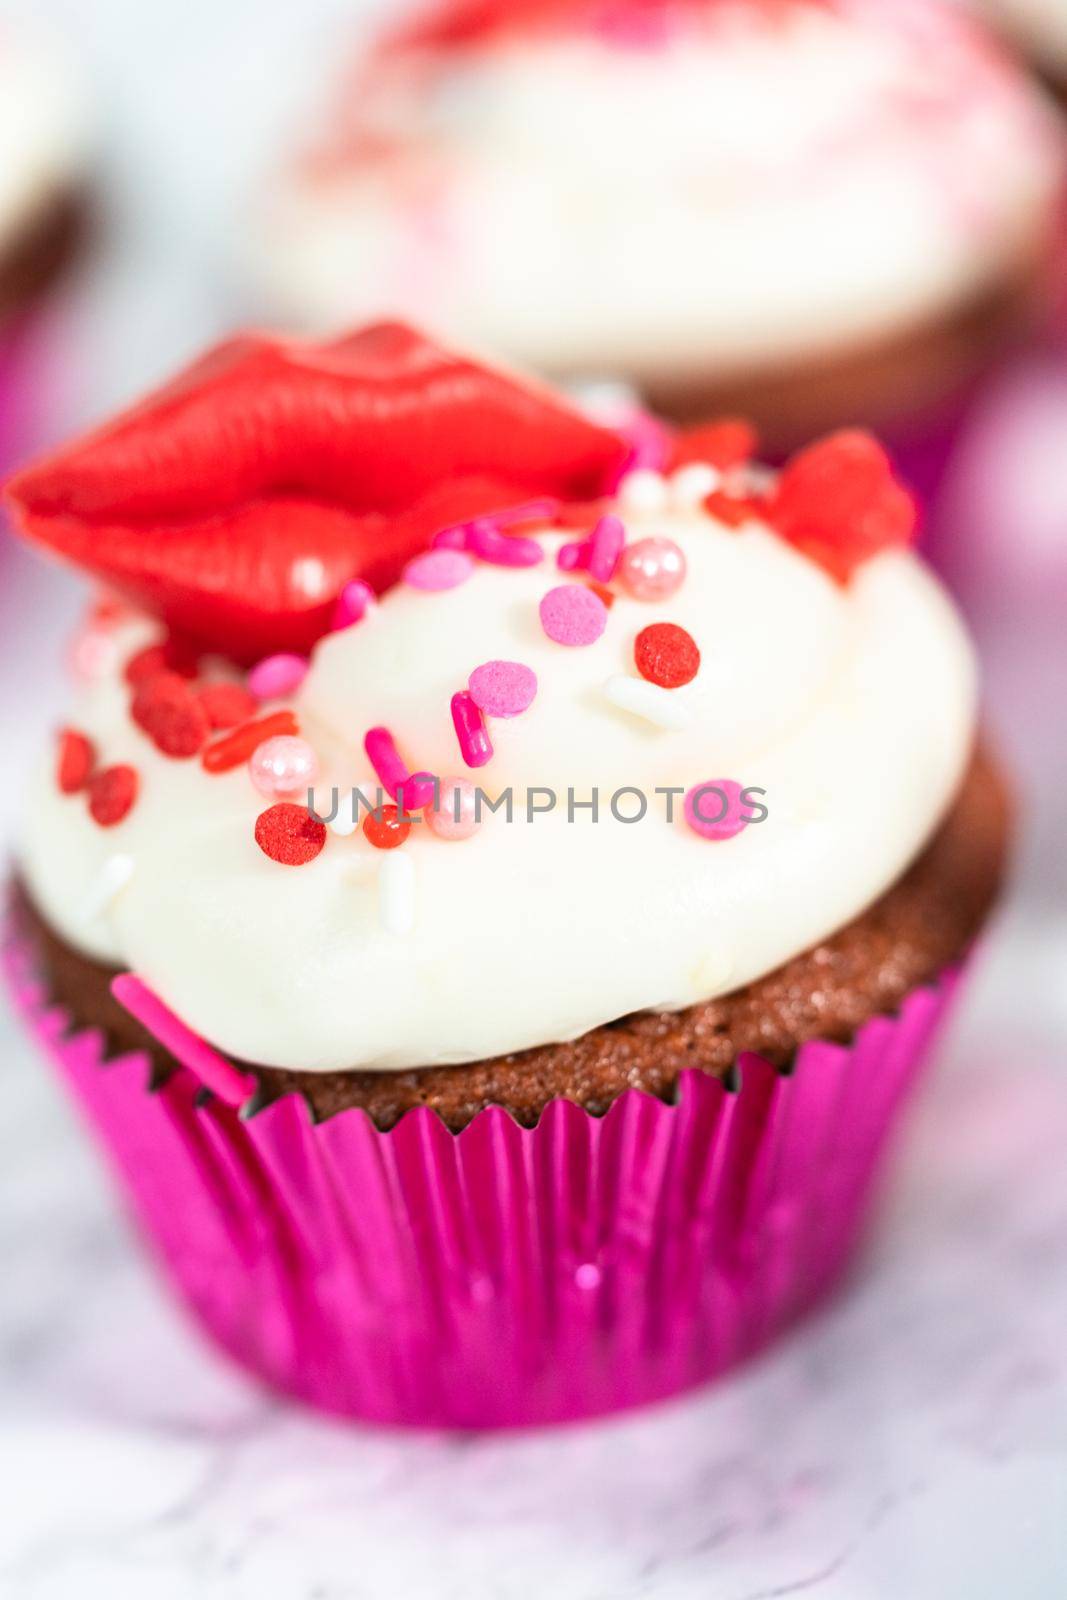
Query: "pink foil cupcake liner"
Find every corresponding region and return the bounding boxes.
[2,924,962,1429]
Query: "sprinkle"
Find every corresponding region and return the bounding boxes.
[79,853,134,922]
[403,549,475,591]
[398,771,438,811]
[318,786,361,837]
[56,728,95,794]
[670,463,721,509]
[364,726,408,799]
[254,801,327,865]
[202,711,299,773]
[617,537,687,602]
[88,764,139,827]
[378,851,416,935]
[434,498,558,551]
[634,622,701,688]
[556,513,624,581]
[363,803,411,851]
[123,638,199,686]
[111,973,256,1107]
[468,660,538,718]
[587,580,615,608]
[616,468,669,515]
[684,780,751,842]
[198,682,258,730]
[249,735,319,799]
[704,490,758,528]
[247,653,309,701]
[539,585,608,647]
[451,691,494,767]
[466,523,543,568]
[603,675,692,730]
[331,579,376,630]
[131,671,210,758]
[669,418,758,473]
[426,777,480,840]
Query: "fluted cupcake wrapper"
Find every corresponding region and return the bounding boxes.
[3,925,962,1429]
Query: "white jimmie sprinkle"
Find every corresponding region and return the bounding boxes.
[604,675,692,730]
[378,851,416,936]
[79,854,135,924]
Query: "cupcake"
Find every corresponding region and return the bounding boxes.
[3,323,1009,1427]
[0,22,91,467]
[254,0,1065,488]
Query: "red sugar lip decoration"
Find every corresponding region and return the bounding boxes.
[56,727,95,794]
[131,671,211,759]
[254,802,327,866]
[6,322,628,663]
[767,429,917,583]
[634,622,700,688]
[88,764,139,827]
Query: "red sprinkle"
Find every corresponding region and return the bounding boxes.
[634,623,701,688]
[201,711,299,773]
[704,491,759,529]
[197,681,258,730]
[131,671,211,758]
[670,418,758,472]
[363,804,412,851]
[88,764,139,827]
[124,637,199,686]
[254,802,327,866]
[586,580,615,609]
[56,727,95,794]
[767,429,916,583]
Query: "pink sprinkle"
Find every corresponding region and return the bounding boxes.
[111,974,257,1107]
[399,770,438,811]
[332,579,376,630]
[467,523,543,568]
[684,780,751,842]
[468,660,538,719]
[248,652,309,701]
[539,585,608,647]
[451,691,494,768]
[605,409,671,490]
[364,726,409,798]
[557,515,624,581]
[404,549,475,591]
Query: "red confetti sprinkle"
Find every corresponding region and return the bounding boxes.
[197,681,258,730]
[767,429,916,583]
[363,804,411,851]
[254,802,327,866]
[634,623,701,689]
[202,710,299,774]
[586,579,615,608]
[670,418,757,473]
[703,490,758,528]
[88,764,139,827]
[56,727,95,794]
[131,671,211,758]
[124,637,199,686]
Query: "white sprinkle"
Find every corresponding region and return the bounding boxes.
[670,462,720,509]
[79,854,135,924]
[616,468,669,515]
[378,852,416,936]
[603,675,692,730]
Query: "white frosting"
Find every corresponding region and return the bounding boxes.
[255,0,1065,384]
[0,24,89,256]
[18,495,977,1074]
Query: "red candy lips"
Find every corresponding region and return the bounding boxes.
[6,323,627,663]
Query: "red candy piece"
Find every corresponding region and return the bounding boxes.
[670,417,758,473]
[131,671,211,758]
[254,802,327,866]
[56,727,95,794]
[6,323,627,663]
[197,681,258,730]
[586,579,615,609]
[703,490,760,529]
[634,622,701,689]
[88,764,139,827]
[124,637,199,686]
[202,710,300,774]
[363,804,411,851]
[767,429,917,583]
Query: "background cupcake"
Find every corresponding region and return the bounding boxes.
[977,0,1067,98]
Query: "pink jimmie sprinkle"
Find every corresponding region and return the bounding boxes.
[332,579,376,630]
[398,770,438,811]
[468,660,538,718]
[557,514,624,582]
[451,691,494,768]
[467,523,543,568]
[248,653,309,701]
[364,726,409,799]
[539,584,608,647]
[684,780,751,842]
[403,549,475,591]
[111,974,257,1107]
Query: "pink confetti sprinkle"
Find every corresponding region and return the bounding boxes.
[539,585,608,647]
[331,579,376,630]
[684,780,751,842]
[364,726,409,798]
[468,660,538,719]
[248,652,309,700]
[403,549,475,591]
[451,691,494,768]
[111,974,256,1107]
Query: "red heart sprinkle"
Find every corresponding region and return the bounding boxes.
[197,682,258,730]
[254,802,327,866]
[131,671,211,758]
[88,764,139,827]
[670,418,757,473]
[703,491,759,528]
[767,429,916,583]
[56,727,95,794]
[634,622,701,689]
[363,804,411,851]
[124,638,199,686]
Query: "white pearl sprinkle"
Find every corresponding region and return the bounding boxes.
[616,468,669,516]
[669,462,720,509]
[378,851,416,936]
[604,675,692,730]
[78,854,135,924]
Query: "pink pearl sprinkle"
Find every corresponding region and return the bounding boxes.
[468,660,538,718]
[331,579,376,630]
[539,584,608,647]
[451,691,494,768]
[617,536,687,602]
[364,726,408,799]
[403,549,475,591]
[684,780,750,842]
[249,735,319,799]
[248,653,309,701]
[426,777,480,841]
